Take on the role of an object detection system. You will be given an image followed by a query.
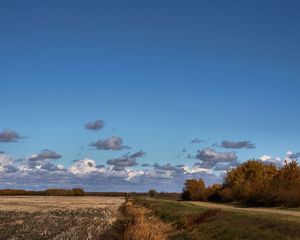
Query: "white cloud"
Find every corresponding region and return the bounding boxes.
[259,151,300,167]
[259,155,282,166]
[0,154,16,172]
[284,151,300,163]
[126,169,144,180]
[0,154,14,172]
[70,158,104,174]
[0,154,14,166]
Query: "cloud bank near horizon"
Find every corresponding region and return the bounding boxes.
[1,123,299,192]
[0,148,298,192]
[0,151,221,192]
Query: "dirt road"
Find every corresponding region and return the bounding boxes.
[190,201,300,218]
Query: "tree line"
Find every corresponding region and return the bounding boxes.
[0,188,85,196]
[181,160,300,207]
[0,189,161,197]
[148,189,181,199]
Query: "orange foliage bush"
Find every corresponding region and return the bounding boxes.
[182,160,300,207]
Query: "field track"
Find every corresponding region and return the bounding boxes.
[189,201,300,218]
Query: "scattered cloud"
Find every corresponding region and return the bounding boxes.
[213,161,240,171]
[40,162,66,172]
[194,147,237,170]
[107,151,145,171]
[90,136,130,150]
[190,138,204,144]
[84,119,105,130]
[0,129,22,143]
[24,150,63,172]
[153,163,178,171]
[141,163,151,167]
[196,148,237,162]
[286,151,300,161]
[176,164,186,168]
[129,151,145,158]
[28,149,62,161]
[0,154,16,173]
[258,151,300,167]
[194,161,216,169]
[213,163,231,171]
[221,140,256,149]
[259,155,282,167]
[3,111,298,193]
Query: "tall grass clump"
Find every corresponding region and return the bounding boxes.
[123,199,174,240]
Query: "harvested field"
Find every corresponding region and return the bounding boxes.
[0,196,124,240]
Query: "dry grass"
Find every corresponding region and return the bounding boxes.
[124,199,175,240]
[185,208,222,227]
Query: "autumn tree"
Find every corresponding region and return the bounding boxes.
[223,160,277,205]
[271,160,300,206]
[181,179,206,201]
[72,188,85,196]
[148,189,158,198]
[181,159,300,207]
[206,184,222,202]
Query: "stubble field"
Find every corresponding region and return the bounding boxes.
[0,196,124,240]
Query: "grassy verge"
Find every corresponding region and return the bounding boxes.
[135,197,300,240]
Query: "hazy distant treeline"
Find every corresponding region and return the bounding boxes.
[0,189,162,197]
[182,160,300,207]
[0,188,85,196]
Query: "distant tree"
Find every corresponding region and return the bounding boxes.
[148,189,158,198]
[72,188,85,196]
[181,179,206,201]
[45,188,85,196]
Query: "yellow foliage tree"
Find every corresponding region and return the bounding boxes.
[181,179,206,201]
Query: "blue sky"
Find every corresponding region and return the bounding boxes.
[0,0,300,191]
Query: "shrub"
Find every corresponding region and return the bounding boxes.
[148,189,158,198]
